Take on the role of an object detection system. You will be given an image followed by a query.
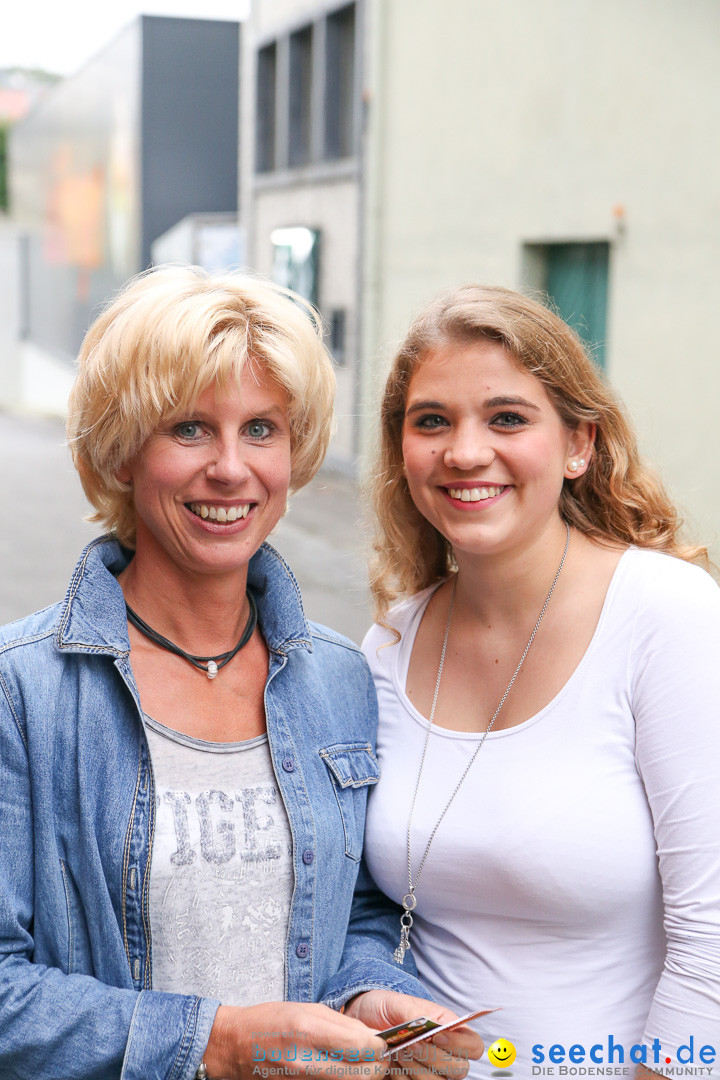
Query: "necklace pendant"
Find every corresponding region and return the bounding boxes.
[393,940,408,966]
[394,920,412,965]
[394,897,415,965]
[206,660,218,680]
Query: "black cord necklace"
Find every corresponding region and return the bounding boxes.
[125,590,258,680]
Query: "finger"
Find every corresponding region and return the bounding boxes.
[306,1044,389,1080]
[390,1043,470,1079]
[389,1052,470,1080]
[335,1045,389,1080]
[325,1015,390,1056]
[431,1028,484,1060]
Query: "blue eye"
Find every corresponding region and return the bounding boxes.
[414,414,448,430]
[175,421,203,439]
[246,420,273,440]
[491,412,528,429]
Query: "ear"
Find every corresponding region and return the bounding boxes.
[116,463,133,485]
[564,422,596,480]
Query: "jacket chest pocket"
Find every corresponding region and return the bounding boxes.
[320,743,379,862]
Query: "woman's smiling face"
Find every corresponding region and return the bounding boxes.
[401,337,591,561]
[118,365,291,583]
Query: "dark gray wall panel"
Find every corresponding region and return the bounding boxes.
[141,16,239,268]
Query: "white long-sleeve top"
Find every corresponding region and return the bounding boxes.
[362,548,720,1080]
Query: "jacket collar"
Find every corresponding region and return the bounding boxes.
[56,535,313,656]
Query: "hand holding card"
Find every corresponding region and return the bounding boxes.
[379,1008,499,1058]
[343,990,487,1078]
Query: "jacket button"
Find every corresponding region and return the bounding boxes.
[302,850,314,865]
[296,942,310,958]
[282,757,295,772]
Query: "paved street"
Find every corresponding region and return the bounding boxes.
[0,410,373,644]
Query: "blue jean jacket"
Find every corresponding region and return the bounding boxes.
[0,538,426,1080]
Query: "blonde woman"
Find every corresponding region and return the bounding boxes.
[0,268,481,1080]
[350,286,720,1078]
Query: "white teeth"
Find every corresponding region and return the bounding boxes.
[190,503,251,522]
[448,486,505,502]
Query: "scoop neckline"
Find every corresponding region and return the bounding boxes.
[391,546,633,741]
[144,712,269,753]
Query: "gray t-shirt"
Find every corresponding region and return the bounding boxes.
[145,715,293,1005]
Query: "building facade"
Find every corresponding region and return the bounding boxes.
[245,0,720,548]
[6,16,240,410]
[6,0,720,550]
[241,0,363,469]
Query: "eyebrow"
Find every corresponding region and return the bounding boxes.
[249,405,287,418]
[405,400,445,415]
[405,395,541,414]
[484,395,541,411]
[189,404,288,419]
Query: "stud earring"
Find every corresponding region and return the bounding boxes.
[567,460,579,472]
[578,458,586,467]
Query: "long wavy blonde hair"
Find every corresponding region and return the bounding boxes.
[371,284,706,619]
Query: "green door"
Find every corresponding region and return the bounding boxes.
[546,242,609,369]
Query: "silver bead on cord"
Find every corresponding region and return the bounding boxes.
[394,522,570,965]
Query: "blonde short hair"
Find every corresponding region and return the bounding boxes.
[68,265,336,547]
[371,284,706,619]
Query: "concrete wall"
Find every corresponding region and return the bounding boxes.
[140,16,240,268]
[9,15,239,376]
[251,0,332,36]
[361,0,720,550]
[0,222,22,409]
[9,22,141,363]
[251,179,360,463]
[242,0,363,470]
[0,222,76,415]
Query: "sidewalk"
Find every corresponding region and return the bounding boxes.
[0,411,373,643]
[273,469,373,643]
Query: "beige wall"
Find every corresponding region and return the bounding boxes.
[361,0,720,551]
[250,0,332,37]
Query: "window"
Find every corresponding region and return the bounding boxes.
[288,27,313,167]
[256,43,277,173]
[271,226,320,307]
[256,4,358,174]
[524,241,610,368]
[324,4,356,160]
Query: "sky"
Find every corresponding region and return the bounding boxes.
[0,0,250,77]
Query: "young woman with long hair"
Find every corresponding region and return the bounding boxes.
[358,285,720,1079]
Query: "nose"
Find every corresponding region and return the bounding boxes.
[205,437,252,485]
[443,422,495,471]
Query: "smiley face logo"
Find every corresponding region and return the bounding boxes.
[487,1038,516,1069]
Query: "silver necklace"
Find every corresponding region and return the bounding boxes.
[393,522,570,965]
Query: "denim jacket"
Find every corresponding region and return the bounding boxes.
[0,537,426,1080]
